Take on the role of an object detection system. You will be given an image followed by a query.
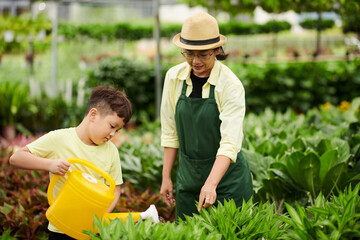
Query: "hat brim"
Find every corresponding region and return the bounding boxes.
[172,33,227,50]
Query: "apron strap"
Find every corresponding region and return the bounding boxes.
[209,85,215,99]
[181,81,187,95]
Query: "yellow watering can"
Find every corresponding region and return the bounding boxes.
[46,158,159,240]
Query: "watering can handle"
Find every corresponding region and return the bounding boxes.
[47,158,116,206]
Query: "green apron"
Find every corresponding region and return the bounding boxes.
[174,81,253,221]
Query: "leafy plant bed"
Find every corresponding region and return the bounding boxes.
[0,163,49,239]
[242,97,360,212]
[86,184,360,240]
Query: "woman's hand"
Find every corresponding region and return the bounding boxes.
[161,147,178,207]
[160,179,176,207]
[198,183,217,212]
[197,155,231,212]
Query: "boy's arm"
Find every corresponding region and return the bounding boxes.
[9,146,70,176]
[108,185,121,213]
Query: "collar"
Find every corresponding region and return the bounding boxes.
[178,60,221,86]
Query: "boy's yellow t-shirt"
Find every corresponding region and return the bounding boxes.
[26,127,123,234]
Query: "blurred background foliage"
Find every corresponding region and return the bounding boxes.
[1,58,359,133]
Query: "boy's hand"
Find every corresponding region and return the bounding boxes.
[49,159,70,176]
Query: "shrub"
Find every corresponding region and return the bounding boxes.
[86,56,158,121]
[228,60,360,114]
[57,20,294,42]
[300,19,335,30]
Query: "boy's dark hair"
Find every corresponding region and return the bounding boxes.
[86,86,132,124]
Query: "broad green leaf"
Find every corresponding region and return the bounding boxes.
[319,149,338,184]
[269,162,298,188]
[322,163,348,199]
[0,203,13,215]
[242,149,272,181]
[331,138,351,163]
[278,130,287,140]
[261,178,287,201]
[299,152,321,199]
[256,140,274,155]
[269,142,288,159]
[308,124,319,136]
[316,139,332,156]
[286,151,305,184]
[347,173,360,183]
[291,137,306,151]
[343,97,360,123]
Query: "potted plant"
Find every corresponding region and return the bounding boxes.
[0,82,30,140]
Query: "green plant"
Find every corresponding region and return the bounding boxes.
[300,19,335,31]
[0,229,17,240]
[243,98,360,210]
[119,124,164,192]
[86,56,158,121]
[0,13,52,54]
[86,199,287,240]
[0,81,31,127]
[191,199,288,239]
[57,20,297,42]
[0,163,49,239]
[85,214,219,240]
[282,183,360,239]
[228,60,360,114]
[262,20,292,33]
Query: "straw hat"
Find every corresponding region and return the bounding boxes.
[173,12,227,50]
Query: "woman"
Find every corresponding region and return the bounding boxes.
[160,12,253,221]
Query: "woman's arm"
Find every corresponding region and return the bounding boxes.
[160,147,178,207]
[9,146,70,176]
[198,155,231,212]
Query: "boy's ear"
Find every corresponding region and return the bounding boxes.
[88,108,98,121]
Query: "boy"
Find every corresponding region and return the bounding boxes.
[9,85,132,240]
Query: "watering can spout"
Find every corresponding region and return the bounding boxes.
[103,204,160,224]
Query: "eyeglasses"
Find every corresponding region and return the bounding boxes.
[181,50,215,61]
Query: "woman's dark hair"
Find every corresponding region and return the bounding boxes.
[215,46,229,61]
